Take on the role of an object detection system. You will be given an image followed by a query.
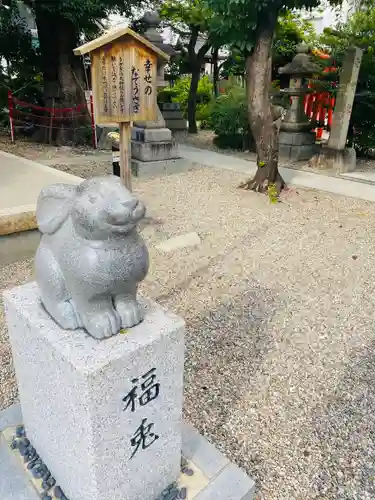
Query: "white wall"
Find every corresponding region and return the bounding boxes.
[301,0,358,34]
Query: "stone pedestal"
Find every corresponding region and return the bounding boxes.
[131,119,190,178]
[279,130,320,161]
[3,282,185,500]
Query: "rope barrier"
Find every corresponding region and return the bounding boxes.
[8,91,97,148]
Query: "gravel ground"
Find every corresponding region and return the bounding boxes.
[2,166,375,499]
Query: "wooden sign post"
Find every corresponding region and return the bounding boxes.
[74,28,169,191]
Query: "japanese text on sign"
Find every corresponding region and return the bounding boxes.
[131,66,140,114]
[101,54,108,113]
[119,56,125,114]
[123,368,160,459]
[144,58,153,96]
[111,56,117,110]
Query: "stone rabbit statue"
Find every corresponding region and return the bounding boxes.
[35,175,149,340]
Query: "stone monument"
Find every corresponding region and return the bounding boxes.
[278,44,321,161]
[1,174,255,500]
[309,46,363,172]
[131,11,189,177]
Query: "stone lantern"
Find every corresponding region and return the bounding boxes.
[278,44,321,161]
[131,11,189,177]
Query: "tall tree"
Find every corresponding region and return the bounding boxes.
[208,0,339,193]
[160,0,217,133]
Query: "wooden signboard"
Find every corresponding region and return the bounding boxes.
[74,28,169,190]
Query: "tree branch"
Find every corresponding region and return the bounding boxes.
[188,25,199,60]
[197,40,212,60]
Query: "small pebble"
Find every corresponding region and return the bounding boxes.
[32,469,44,479]
[19,446,28,457]
[16,425,25,437]
[27,458,39,470]
[180,457,188,469]
[10,440,17,450]
[54,486,64,498]
[18,437,30,447]
[182,467,194,476]
[46,477,56,488]
[165,488,179,500]
[42,470,51,481]
[40,495,52,500]
[179,488,187,499]
[30,459,42,469]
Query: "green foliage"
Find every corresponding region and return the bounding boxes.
[209,86,254,150]
[221,11,316,79]
[158,75,213,116]
[319,7,375,155]
[0,2,42,126]
[206,0,331,51]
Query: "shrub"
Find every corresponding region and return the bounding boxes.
[157,75,213,117]
[209,86,254,150]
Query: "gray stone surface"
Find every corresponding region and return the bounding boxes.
[131,158,192,178]
[132,127,172,143]
[181,422,229,480]
[34,175,149,339]
[0,404,255,500]
[279,131,316,146]
[0,403,22,432]
[309,146,356,173]
[164,119,187,132]
[3,284,185,500]
[279,143,320,161]
[132,141,180,162]
[160,103,182,111]
[328,47,363,151]
[0,435,39,500]
[162,111,186,120]
[195,463,255,500]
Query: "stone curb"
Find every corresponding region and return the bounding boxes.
[0,209,37,236]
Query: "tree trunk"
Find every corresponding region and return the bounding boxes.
[212,47,219,98]
[240,8,285,194]
[33,4,89,145]
[188,65,200,134]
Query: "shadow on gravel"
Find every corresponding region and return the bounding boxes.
[182,279,281,482]
[310,340,375,499]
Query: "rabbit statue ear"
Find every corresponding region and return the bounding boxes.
[36,183,77,234]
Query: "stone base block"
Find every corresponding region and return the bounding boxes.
[309,146,356,173]
[131,158,193,178]
[3,282,185,500]
[279,143,321,161]
[0,404,255,500]
[131,140,179,162]
[165,119,187,131]
[159,103,181,111]
[279,130,316,146]
[162,111,186,120]
[132,127,172,143]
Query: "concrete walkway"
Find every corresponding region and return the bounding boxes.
[0,150,81,236]
[179,144,375,203]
